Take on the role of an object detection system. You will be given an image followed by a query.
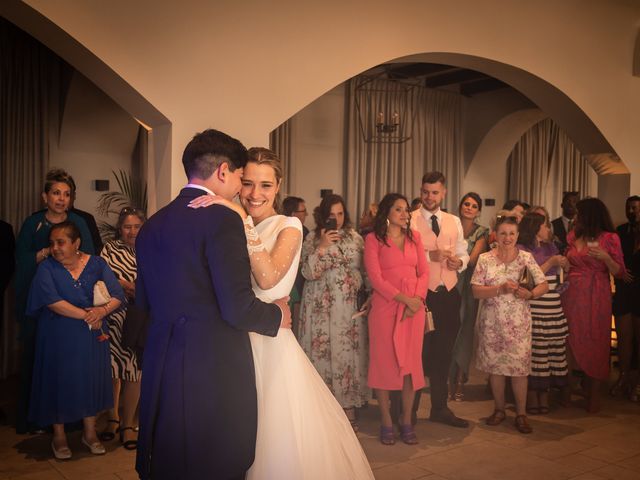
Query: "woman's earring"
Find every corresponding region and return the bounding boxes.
[386,218,390,227]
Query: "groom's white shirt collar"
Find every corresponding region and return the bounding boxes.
[185,183,215,196]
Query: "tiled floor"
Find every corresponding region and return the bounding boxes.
[1,370,639,479]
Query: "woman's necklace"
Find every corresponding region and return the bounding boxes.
[496,248,517,268]
[64,252,86,282]
[44,211,67,225]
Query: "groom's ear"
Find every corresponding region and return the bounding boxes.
[216,162,230,182]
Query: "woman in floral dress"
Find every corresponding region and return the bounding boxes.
[299,194,368,429]
[562,198,625,413]
[471,215,548,434]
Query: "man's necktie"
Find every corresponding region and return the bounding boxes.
[431,215,440,236]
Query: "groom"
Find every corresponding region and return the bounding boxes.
[135,129,291,480]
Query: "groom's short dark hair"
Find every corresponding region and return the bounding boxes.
[182,129,248,180]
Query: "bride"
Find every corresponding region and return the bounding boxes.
[190,147,374,479]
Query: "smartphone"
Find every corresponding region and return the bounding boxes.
[324,218,337,230]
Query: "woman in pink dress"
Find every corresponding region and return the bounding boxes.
[562,198,625,413]
[364,193,429,446]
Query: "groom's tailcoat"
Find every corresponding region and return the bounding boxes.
[134,188,281,480]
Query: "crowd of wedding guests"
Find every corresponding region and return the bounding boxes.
[285,177,634,443]
[2,163,638,458]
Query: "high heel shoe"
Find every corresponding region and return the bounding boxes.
[51,441,72,460]
[119,426,138,450]
[98,419,120,441]
[81,436,106,455]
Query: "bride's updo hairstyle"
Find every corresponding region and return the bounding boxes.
[247,147,283,213]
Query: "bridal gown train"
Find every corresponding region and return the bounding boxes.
[247,215,374,480]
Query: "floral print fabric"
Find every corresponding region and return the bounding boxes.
[471,250,546,376]
[298,230,369,408]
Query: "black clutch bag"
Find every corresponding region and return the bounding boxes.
[356,287,369,311]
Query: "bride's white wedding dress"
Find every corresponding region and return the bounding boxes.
[247,214,374,480]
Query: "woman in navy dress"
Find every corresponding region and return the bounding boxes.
[27,221,124,460]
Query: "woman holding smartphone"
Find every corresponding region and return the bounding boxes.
[561,198,625,413]
[298,194,368,430]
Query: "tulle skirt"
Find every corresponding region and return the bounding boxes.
[248,329,374,480]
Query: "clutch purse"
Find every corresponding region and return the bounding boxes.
[425,308,435,334]
[93,280,111,306]
[519,267,535,291]
[356,286,369,311]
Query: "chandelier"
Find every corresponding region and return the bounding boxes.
[354,76,416,144]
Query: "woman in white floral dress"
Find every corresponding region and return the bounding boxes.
[471,215,548,434]
[299,194,369,429]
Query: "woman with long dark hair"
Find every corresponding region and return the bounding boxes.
[450,192,488,401]
[364,193,428,445]
[517,213,570,414]
[561,198,625,413]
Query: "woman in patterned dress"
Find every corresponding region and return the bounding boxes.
[450,192,488,401]
[562,198,625,413]
[299,194,368,429]
[471,215,548,434]
[517,212,570,414]
[99,207,146,449]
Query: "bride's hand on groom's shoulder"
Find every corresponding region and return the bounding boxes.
[188,194,247,219]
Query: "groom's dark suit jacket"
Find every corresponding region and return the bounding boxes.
[135,188,281,480]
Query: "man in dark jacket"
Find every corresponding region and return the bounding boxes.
[135,129,290,480]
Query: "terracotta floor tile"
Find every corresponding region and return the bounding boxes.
[373,462,433,480]
[590,464,640,480]
[553,453,609,475]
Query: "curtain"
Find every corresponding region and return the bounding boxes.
[345,76,463,223]
[507,118,596,219]
[0,18,61,377]
[269,119,293,195]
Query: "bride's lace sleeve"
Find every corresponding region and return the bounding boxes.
[243,217,302,290]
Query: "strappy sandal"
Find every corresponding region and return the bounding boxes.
[485,409,506,426]
[514,415,533,434]
[538,406,550,415]
[526,406,540,415]
[399,424,418,445]
[380,425,395,445]
[119,426,138,450]
[98,419,120,441]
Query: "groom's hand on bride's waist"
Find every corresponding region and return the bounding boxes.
[273,297,292,329]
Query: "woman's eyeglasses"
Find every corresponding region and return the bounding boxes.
[462,202,479,209]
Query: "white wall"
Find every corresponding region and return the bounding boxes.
[50,71,139,225]
[288,85,345,228]
[13,0,639,205]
